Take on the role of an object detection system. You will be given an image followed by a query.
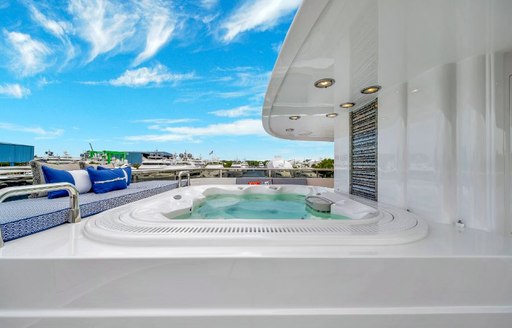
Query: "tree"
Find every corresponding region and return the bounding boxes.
[312,158,334,169]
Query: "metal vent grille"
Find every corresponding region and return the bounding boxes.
[91,211,418,236]
[351,100,378,200]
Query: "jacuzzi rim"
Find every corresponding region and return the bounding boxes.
[83,185,429,246]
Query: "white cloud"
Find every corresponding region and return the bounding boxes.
[133,0,176,66]
[0,84,31,98]
[0,122,64,139]
[209,105,260,118]
[3,30,51,76]
[133,118,197,124]
[68,0,176,65]
[176,67,270,102]
[109,64,195,87]
[220,0,300,42]
[125,119,265,142]
[68,0,138,63]
[200,0,219,10]
[28,4,76,65]
[37,77,59,88]
[28,5,71,39]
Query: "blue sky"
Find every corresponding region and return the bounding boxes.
[0,0,332,161]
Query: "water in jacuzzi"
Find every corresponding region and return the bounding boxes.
[173,193,349,220]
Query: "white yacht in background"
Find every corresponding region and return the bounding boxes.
[39,150,80,165]
[1,1,512,327]
[266,156,293,177]
[266,156,293,169]
[138,152,200,171]
[201,159,225,178]
[204,158,224,170]
[230,161,249,169]
[138,154,173,171]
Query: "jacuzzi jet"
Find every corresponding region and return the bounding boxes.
[305,195,333,213]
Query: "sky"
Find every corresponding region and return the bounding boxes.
[0,0,333,161]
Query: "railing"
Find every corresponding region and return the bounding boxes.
[133,167,334,182]
[0,182,81,247]
[178,171,190,188]
[0,166,33,188]
[0,167,335,187]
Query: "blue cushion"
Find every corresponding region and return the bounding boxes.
[41,166,75,199]
[97,166,132,185]
[87,167,127,194]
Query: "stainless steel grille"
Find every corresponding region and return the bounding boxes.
[351,100,378,200]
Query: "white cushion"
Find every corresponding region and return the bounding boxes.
[69,170,92,194]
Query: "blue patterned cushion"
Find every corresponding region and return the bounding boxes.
[87,167,127,194]
[0,180,179,242]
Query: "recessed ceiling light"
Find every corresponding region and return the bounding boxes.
[340,102,355,108]
[326,113,338,118]
[314,78,335,88]
[289,115,301,120]
[361,85,381,94]
[285,128,294,132]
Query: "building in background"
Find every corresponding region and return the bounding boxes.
[0,142,34,166]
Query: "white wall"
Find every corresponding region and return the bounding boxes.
[455,55,487,230]
[373,54,511,232]
[369,54,512,232]
[405,63,457,224]
[377,83,407,208]
[333,112,350,193]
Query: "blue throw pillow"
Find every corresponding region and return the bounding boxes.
[87,167,127,194]
[41,165,75,199]
[97,166,132,185]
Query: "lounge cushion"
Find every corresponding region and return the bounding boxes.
[30,161,82,197]
[97,166,132,185]
[0,180,179,242]
[41,166,92,198]
[69,170,93,193]
[87,167,127,194]
[41,166,75,199]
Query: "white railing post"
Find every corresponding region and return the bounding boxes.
[178,171,190,188]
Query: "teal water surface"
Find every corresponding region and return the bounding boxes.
[174,193,348,220]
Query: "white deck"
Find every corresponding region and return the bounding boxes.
[1,185,511,327]
[1,217,512,328]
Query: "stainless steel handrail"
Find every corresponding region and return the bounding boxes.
[0,182,81,247]
[177,171,190,188]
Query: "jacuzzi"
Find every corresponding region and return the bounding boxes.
[84,185,428,246]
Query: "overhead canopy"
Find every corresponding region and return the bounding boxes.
[263,0,380,142]
[263,0,512,142]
